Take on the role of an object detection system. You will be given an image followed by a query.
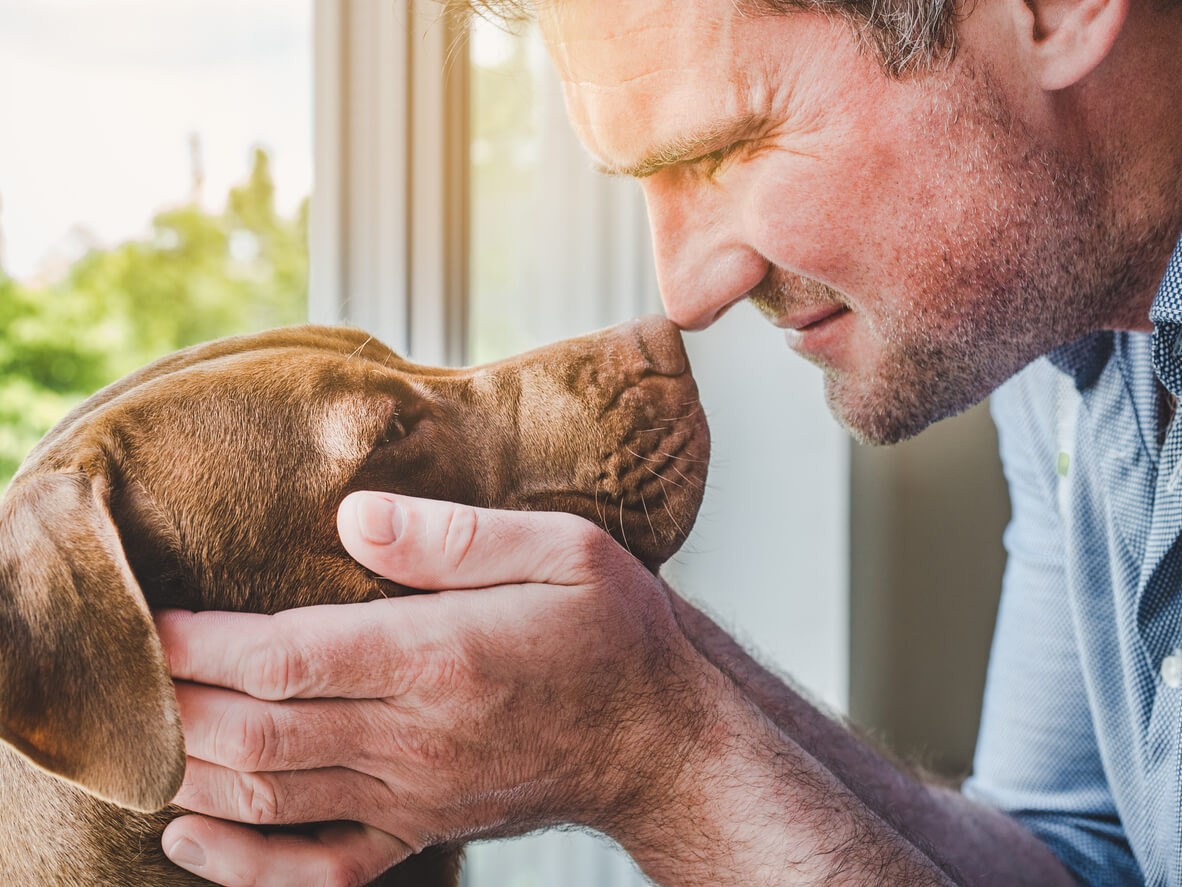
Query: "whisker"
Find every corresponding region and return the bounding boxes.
[659,449,709,465]
[644,462,683,487]
[347,336,375,361]
[640,492,658,545]
[595,484,608,530]
[618,497,632,555]
[660,488,686,539]
[625,444,664,464]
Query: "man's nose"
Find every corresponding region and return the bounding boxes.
[641,174,770,331]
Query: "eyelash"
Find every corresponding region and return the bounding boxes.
[378,412,407,446]
[700,141,748,179]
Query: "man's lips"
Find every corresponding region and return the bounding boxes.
[774,306,850,331]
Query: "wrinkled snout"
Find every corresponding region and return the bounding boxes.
[473,315,710,569]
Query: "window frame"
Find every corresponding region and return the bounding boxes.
[310,0,468,366]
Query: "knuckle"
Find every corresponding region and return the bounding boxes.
[246,633,310,700]
[386,648,464,704]
[385,650,427,698]
[211,704,278,772]
[321,858,370,887]
[395,724,453,771]
[217,869,259,887]
[557,516,614,576]
[440,504,480,572]
[236,771,281,824]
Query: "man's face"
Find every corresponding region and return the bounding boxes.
[541,0,1145,443]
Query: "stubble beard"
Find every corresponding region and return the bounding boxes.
[756,64,1164,446]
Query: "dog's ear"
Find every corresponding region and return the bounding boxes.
[0,470,184,813]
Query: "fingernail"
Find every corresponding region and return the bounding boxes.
[356,493,403,545]
[166,836,206,869]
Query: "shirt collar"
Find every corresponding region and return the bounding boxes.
[1047,332,1113,392]
[1149,235,1182,327]
[1149,235,1182,396]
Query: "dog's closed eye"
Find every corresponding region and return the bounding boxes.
[372,390,432,451]
[378,411,409,447]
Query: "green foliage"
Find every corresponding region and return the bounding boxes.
[469,30,538,364]
[0,148,308,490]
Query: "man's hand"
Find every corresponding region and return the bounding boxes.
[155,491,714,887]
[155,491,1004,887]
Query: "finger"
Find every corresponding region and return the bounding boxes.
[174,757,392,827]
[162,815,410,887]
[175,682,391,772]
[156,602,457,699]
[338,490,621,590]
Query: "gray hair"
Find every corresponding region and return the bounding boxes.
[443,0,960,76]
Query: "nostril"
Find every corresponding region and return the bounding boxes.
[631,314,688,376]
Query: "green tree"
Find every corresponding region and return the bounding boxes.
[0,148,308,490]
[469,28,539,364]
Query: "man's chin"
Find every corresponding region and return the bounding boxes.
[822,369,980,447]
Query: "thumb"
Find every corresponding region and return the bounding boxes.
[162,815,411,887]
[337,491,608,590]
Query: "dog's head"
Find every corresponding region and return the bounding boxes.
[0,318,708,816]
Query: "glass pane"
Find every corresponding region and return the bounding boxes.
[0,0,312,490]
[467,18,659,368]
[468,18,544,364]
[464,16,654,887]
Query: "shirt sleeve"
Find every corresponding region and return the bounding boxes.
[961,363,1142,885]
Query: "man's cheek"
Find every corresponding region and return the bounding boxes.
[745,160,870,282]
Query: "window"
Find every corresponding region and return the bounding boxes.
[0,0,313,490]
[312,4,850,884]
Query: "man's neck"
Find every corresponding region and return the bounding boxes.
[1088,3,1182,331]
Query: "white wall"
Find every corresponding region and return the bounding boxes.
[664,306,850,713]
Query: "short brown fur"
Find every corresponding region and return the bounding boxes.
[0,319,709,885]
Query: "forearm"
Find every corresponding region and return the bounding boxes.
[612,653,954,887]
[667,592,1077,886]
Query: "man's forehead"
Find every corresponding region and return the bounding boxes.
[538,0,756,170]
[538,0,732,69]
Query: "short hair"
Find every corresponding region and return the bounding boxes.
[442,0,959,76]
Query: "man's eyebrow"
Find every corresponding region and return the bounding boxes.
[593,112,771,179]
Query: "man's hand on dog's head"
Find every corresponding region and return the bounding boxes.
[154,491,723,887]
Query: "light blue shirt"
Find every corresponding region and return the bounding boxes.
[963,236,1182,885]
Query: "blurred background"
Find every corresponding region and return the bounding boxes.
[0,2,1009,884]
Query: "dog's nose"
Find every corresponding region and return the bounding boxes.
[629,314,688,377]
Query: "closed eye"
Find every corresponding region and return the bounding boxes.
[699,140,749,179]
[377,411,408,447]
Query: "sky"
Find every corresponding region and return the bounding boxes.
[0,0,313,281]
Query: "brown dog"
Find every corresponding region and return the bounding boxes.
[0,317,709,885]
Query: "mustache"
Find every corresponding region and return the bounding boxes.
[745,270,849,323]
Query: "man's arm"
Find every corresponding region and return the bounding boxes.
[157,492,1076,887]
[669,594,1077,886]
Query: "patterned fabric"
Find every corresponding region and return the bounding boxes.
[963,236,1182,885]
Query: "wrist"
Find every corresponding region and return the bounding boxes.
[609,657,794,884]
[596,640,950,887]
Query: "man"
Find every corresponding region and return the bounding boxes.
[155,0,1182,883]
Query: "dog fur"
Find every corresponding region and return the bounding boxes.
[0,318,709,885]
